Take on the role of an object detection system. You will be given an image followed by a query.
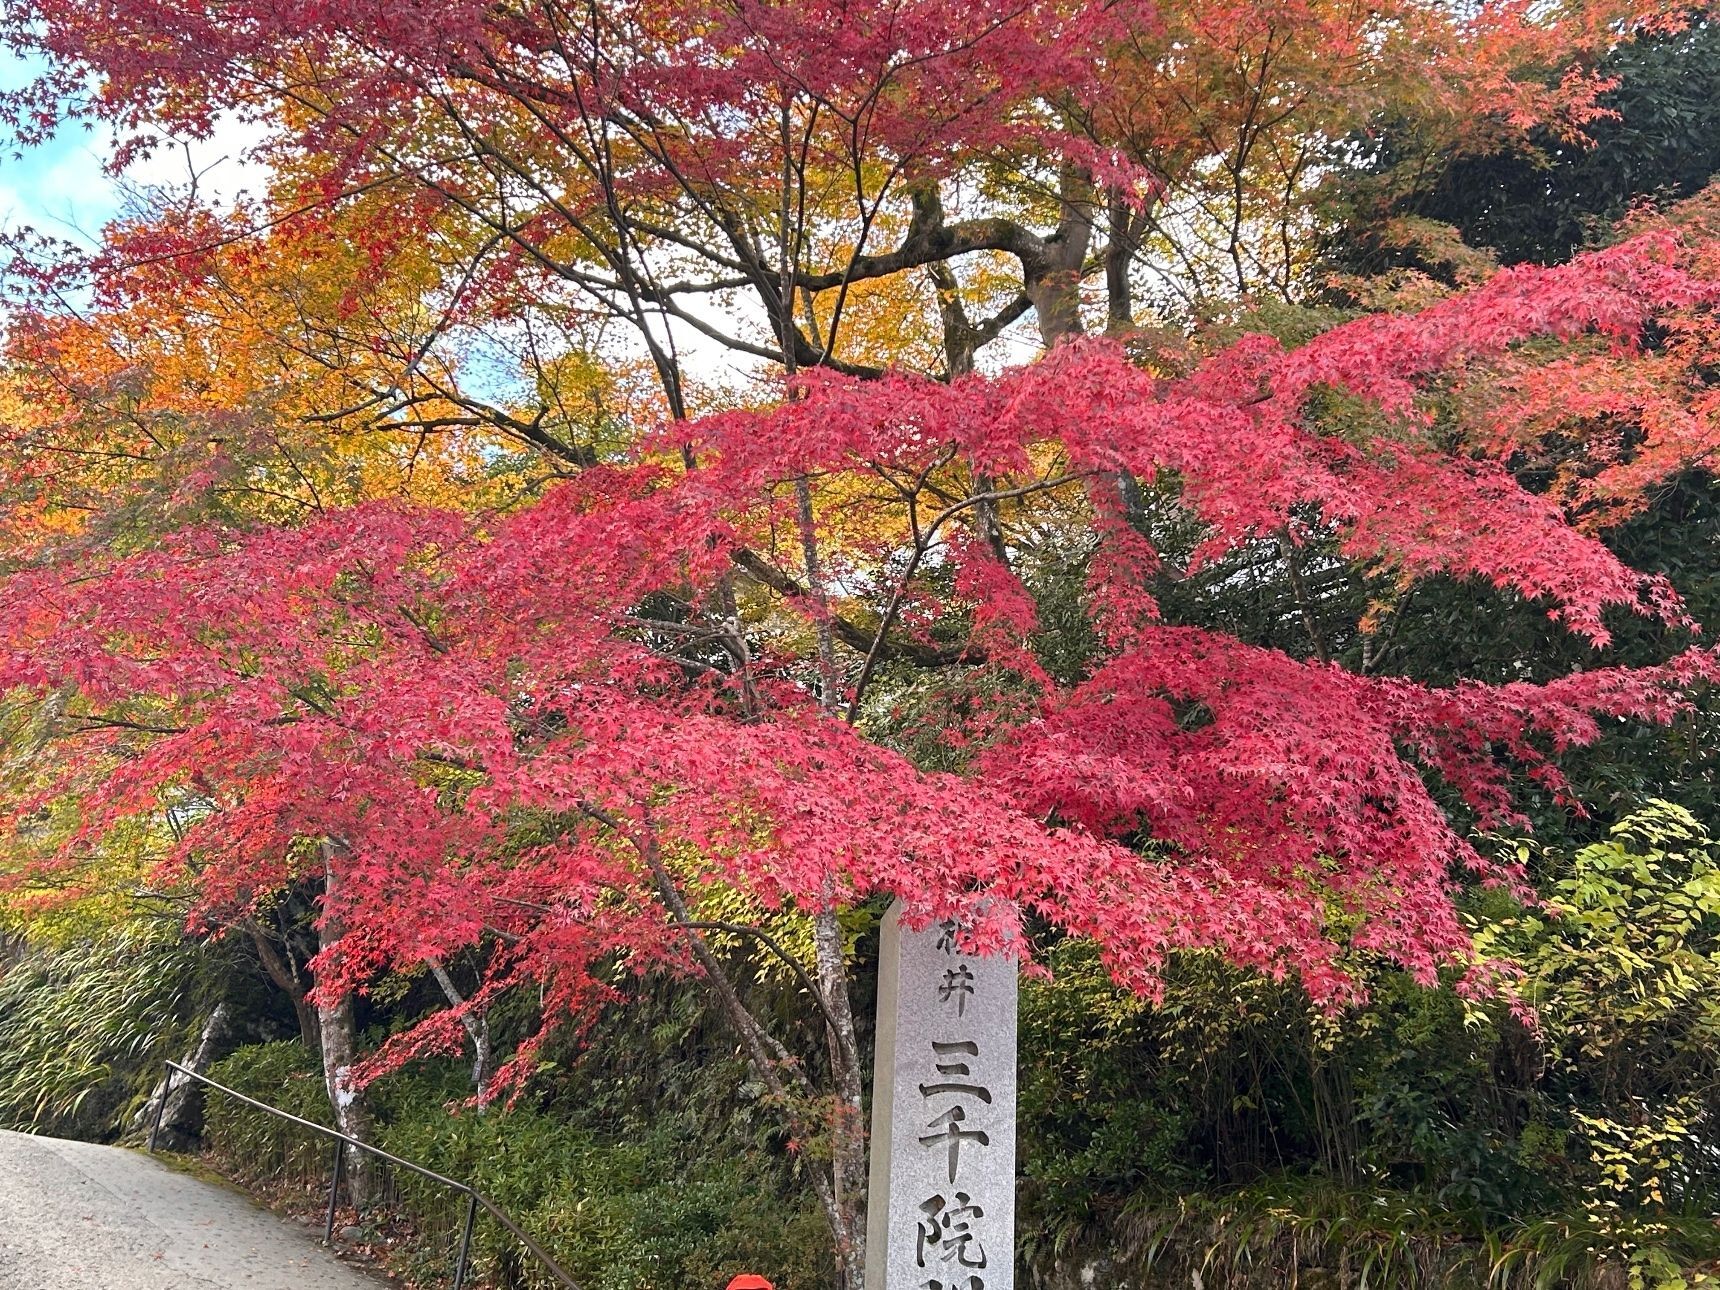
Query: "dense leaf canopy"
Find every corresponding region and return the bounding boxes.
[4,3,1720,1278]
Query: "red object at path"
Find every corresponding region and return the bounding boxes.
[726,1277,775,1290]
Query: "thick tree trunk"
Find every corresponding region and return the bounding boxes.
[318,843,375,1206]
[316,986,375,1205]
[1026,264,1084,345]
[1025,164,1096,346]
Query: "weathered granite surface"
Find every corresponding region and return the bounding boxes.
[866,902,1018,1290]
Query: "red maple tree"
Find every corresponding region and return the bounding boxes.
[3,0,1716,1279]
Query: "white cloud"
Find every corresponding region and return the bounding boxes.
[1,108,275,243]
[119,110,273,208]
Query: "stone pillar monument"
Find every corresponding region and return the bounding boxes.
[865,901,1018,1290]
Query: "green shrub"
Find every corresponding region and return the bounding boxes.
[203,1040,336,1193]
[378,1088,832,1290]
[200,1041,831,1290]
[1089,1178,1720,1290]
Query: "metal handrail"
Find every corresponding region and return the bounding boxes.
[148,1059,581,1290]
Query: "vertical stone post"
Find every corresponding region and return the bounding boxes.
[865,901,1018,1290]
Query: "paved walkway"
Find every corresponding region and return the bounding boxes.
[0,1129,386,1288]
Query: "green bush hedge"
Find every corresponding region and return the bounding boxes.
[204,1041,337,1194]
[381,1098,832,1290]
[202,1041,832,1290]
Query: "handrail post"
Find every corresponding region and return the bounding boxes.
[147,1061,174,1154]
[324,1138,346,1242]
[452,1192,479,1290]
